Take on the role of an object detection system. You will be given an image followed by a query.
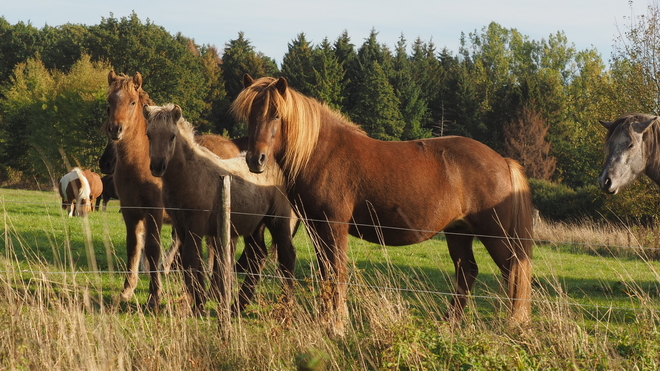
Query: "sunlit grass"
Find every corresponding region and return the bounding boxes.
[0,188,659,369]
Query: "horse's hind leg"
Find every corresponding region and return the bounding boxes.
[480,233,531,323]
[160,228,181,275]
[234,228,268,313]
[270,218,297,309]
[445,231,477,321]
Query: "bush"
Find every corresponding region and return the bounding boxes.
[530,178,660,225]
[529,179,604,221]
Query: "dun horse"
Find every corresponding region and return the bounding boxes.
[58,167,92,217]
[144,103,297,313]
[232,75,534,333]
[598,113,660,193]
[105,71,278,309]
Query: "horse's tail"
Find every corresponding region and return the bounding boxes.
[505,158,533,323]
[73,168,92,215]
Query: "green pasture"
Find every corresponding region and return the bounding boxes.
[1,187,658,322]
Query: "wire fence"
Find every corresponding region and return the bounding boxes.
[2,198,660,316]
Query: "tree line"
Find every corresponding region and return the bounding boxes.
[1,5,659,223]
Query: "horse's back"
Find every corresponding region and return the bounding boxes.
[195,134,242,159]
[83,170,103,199]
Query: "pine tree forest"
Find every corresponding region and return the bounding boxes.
[1,6,660,223]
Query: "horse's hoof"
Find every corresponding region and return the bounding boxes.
[119,289,134,302]
[146,295,161,310]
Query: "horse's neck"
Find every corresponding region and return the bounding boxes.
[644,127,660,186]
[280,118,336,183]
[645,160,660,186]
[116,119,149,168]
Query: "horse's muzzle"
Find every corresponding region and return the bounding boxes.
[598,173,618,195]
[107,123,123,140]
[150,159,167,177]
[246,152,267,174]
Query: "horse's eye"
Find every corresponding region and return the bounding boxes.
[170,135,176,142]
[628,143,634,149]
[131,101,137,106]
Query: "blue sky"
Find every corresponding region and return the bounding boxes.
[3,0,639,65]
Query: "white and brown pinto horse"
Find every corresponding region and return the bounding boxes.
[58,167,92,217]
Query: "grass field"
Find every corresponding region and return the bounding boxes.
[1,187,659,370]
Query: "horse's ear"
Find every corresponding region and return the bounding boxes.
[133,72,143,90]
[633,117,657,133]
[173,105,182,122]
[243,74,255,88]
[599,120,615,130]
[142,105,152,120]
[275,77,288,96]
[108,70,117,85]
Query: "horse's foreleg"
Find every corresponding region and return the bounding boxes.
[120,216,145,301]
[312,221,349,336]
[181,230,206,314]
[144,209,163,309]
[446,232,477,322]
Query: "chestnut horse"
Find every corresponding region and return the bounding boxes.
[58,167,92,217]
[598,113,660,194]
[232,75,534,332]
[144,103,297,313]
[105,71,165,307]
[82,170,103,211]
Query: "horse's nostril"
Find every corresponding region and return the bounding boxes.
[259,153,267,166]
[605,178,612,187]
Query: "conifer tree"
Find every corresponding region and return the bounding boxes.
[310,38,344,110]
[281,33,315,95]
[222,32,279,103]
[350,61,405,140]
[391,36,431,139]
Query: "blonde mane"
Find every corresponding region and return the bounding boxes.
[147,104,285,184]
[231,76,362,178]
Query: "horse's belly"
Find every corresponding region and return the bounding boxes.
[349,224,438,246]
[349,205,457,246]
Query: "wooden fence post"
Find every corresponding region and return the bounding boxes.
[217,175,232,334]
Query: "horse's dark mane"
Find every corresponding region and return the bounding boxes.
[605,113,656,140]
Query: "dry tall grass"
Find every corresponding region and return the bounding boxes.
[534,217,660,260]
[1,212,659,369]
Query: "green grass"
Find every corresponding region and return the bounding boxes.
[1,187,659,369]
[2,187,659,319]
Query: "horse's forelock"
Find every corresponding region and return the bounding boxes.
[231,76,327,178]
[106,73,153,106]
[147,104,196,143]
